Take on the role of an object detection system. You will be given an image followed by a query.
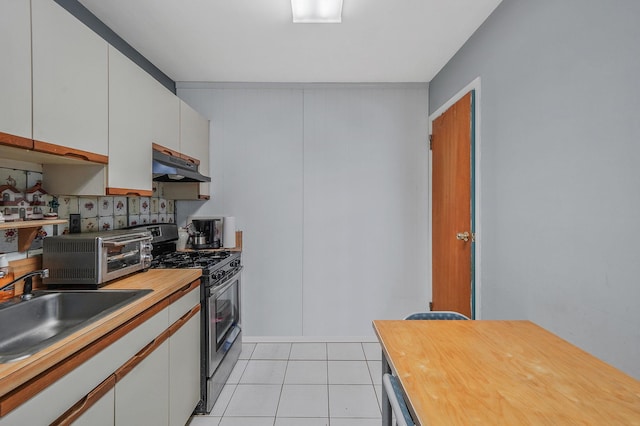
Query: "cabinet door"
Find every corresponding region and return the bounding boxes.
[169,311,201,426]
[107,46,153,196]
[180,100,210,198]
[149,80,180,153]
[32,0,108,157]
[0,0,32,145]
[115,339,170,426]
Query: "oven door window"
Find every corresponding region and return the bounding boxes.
[105,241,141,273]
[212,278,239,349]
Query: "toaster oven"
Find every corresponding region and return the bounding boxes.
[42,229,153,287]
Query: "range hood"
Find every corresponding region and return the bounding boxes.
[152,149,211,183]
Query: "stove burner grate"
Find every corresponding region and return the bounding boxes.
[150,250,231,270]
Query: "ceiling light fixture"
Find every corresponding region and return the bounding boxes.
[291,0,343,23]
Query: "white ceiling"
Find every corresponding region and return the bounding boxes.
[78,0,503,83]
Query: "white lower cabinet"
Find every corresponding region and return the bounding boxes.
[169,313,201,426]
[0,284,201,426]
[0,307,168,425]
[115,340,170,426]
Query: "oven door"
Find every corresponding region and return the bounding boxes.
[207,270,241,377]
[101,233,152,282]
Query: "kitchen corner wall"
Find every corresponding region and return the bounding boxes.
[428,0,640,378]
[177,83,430,338]
[0,166,175,257]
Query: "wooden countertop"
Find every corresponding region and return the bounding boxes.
[0,269,201,399]
[373,320,640,425]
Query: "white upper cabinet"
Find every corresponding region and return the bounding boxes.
[31,0,108,158]
[109,46,178,195]
[164,100,210,200]
[0,0,32,143]
[149,79,180,152]
[108,46,153,195]
[180,100,210,198]
[179,100,209,161]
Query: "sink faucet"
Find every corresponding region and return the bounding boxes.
[0,269,49,301]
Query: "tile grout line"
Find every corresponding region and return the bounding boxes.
[326,342,331,426]
[272,343,292,425]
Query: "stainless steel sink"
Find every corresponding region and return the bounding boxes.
[0,289,152,363]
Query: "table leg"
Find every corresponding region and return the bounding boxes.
[381,350,392,426]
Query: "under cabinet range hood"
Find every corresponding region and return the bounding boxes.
[152,149,211,183]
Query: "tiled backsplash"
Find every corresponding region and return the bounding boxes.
[0,166,175,254]
[64,195,175,232]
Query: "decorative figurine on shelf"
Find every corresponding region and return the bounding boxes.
[0,181,50,221]
[0,184,27,221]
[45,196,60,220]
[24,182,48,220]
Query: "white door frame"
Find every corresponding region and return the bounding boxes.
[428,77,482,318]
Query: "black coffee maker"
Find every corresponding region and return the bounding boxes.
[189,218,222,249]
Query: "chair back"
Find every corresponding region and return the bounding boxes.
[382,373,416,426]
[404,311,469,320]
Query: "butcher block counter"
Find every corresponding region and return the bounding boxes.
[0,268,201,414]
[374,320,640,425]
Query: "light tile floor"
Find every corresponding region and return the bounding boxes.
[189,342,383,426]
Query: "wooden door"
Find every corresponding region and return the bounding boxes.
[431,91,474,318]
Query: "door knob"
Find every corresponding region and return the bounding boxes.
[456,232,470,242]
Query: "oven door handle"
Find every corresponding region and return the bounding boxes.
[211,268,242,297]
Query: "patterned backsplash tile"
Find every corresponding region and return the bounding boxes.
[0,166,176,255]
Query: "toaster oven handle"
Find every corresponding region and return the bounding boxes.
[107,250,140,262]
[102,235,152,247]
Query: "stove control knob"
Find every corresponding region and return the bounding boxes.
[141,253,152,269]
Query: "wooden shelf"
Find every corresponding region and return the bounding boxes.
[0,219,67,252]
[0,219,67,230]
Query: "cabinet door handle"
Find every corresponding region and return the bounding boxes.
[169,304,201,337]
[51,375,116,425]
[63,151,90,161]
[115,329,171,382]
[169,279,200,304]
[179,280,199,294]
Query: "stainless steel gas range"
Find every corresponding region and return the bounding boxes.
[132,223,242,414]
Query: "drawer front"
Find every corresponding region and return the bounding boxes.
[169,282,200,324]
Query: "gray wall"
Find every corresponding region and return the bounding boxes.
[429,0,640,378]
[177,84,430,338]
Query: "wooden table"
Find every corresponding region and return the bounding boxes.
[373,320,640,425]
